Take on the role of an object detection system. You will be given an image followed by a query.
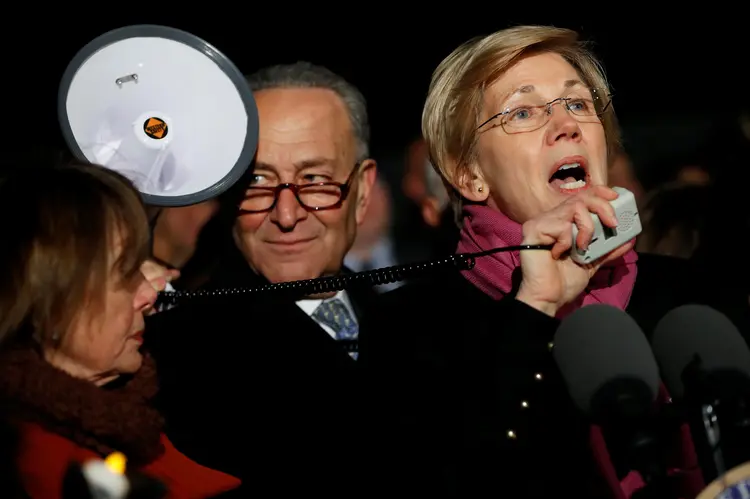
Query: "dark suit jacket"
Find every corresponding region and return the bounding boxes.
[144,246,378,498]
[359,252,746,498]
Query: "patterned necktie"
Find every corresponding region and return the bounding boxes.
[312,298,359,340]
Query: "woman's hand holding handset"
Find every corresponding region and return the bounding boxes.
[515,185,635,317]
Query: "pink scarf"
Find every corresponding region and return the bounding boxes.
[456,204,638,319]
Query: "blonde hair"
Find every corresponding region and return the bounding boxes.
[422,25,620,214]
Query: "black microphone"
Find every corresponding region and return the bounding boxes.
[554,304,673,498]
[652,304,750,482]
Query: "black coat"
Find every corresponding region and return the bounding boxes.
[358,252,746,498]
[144,247,378,498]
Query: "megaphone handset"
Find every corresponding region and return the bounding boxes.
[570,187,641,264]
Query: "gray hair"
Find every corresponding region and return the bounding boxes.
[246,61,370,161]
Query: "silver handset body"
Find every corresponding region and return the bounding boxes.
[570,187,642,265]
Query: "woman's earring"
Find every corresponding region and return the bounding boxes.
[477,186,483,193]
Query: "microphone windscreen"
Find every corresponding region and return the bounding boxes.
[652,304,750,399]
[554,304,660,416]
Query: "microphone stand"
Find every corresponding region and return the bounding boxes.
[682,354,750,482]
[594,379,680,499]
[604,417,678,499]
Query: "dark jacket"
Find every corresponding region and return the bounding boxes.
[144,246,378,498]
[358,252,744,498]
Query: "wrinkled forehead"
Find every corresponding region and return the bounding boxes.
[255,87,357,173]
[483,53,589,111]
[254,126,356,180]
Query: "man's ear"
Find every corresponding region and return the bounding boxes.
[354,159,378,225]
[454,164,489,203]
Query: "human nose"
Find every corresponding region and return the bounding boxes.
[268,187,308,230]
[544,100,582,145]
[135,277,158,314]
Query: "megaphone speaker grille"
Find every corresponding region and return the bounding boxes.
[58,25,259,207]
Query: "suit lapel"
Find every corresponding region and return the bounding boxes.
[204,248,371,365]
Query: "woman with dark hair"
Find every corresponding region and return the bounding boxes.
[0,162,240,498]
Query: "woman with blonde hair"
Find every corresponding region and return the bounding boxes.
[361,25,729,498]
[0,161,240,498]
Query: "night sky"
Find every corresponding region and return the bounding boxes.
[9,12,744,172]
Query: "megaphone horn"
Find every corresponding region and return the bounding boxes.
[58,25,259,207]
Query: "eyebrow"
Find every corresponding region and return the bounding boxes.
[506,79,585,100]
[253,157,337,173]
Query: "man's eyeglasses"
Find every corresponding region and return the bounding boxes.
[238,163,362,214]
[476,86,612,135]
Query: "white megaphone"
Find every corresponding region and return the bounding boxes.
[57,25,259,207]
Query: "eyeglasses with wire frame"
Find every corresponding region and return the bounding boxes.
[475,86,613,135]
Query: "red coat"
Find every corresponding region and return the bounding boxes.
[15,421,240,499]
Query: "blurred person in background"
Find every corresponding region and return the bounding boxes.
[633,115,750,330]
[636,115,748,261]
[683,117,750,319]
[676,164,711,185]
[149,201,221,294]
[420,154,451,228]
[421,154,460,254]
[402,136,430,206]
[344,176,402,291]
[401,136,459,257]
[0,162,240,498]
[607,147,644,204]
[151,201,219,271]
[636,182,707,259]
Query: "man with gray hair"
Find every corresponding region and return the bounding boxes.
[147,61,379,496]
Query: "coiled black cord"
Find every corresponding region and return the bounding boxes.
[155,244,552,308]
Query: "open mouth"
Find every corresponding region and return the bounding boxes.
[549,157,589,192]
